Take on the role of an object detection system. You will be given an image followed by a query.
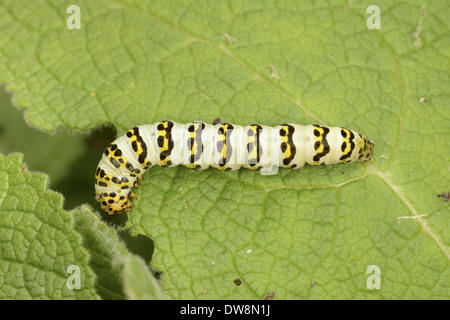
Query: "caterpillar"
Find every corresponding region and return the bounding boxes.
[95,120,374,215]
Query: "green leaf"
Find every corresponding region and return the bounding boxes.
[0,0,449,299]
[123,254,168,300]
[0,153,98,299]
[0,85,106,211]
[72,205,167,300]
[0,87,84,186]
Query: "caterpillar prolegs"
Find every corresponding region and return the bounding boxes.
[95,120,374,215]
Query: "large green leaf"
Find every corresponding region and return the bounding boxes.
[0,0,448,299]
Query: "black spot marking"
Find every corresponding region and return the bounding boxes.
[126,162,134,172]
[314,141,321,150]
[280,124,296,166]
[340,130,355,162]
[131,140,138,152]
[312,125,330,162]
[157,136,164,147]
[187,121,205,165]
[109,157,121,168]
[158,121,175,167]
[250,124,263,165]
[217,123,234,167]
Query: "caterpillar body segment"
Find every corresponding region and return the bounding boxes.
[95,121,374,215]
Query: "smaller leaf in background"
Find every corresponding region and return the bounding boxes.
[0,153,98,299]
[72,205,167,300]
[123,254,169,300]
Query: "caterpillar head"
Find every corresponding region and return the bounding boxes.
[96,192,133,215]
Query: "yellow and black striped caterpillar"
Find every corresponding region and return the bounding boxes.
[95,120,374,215]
